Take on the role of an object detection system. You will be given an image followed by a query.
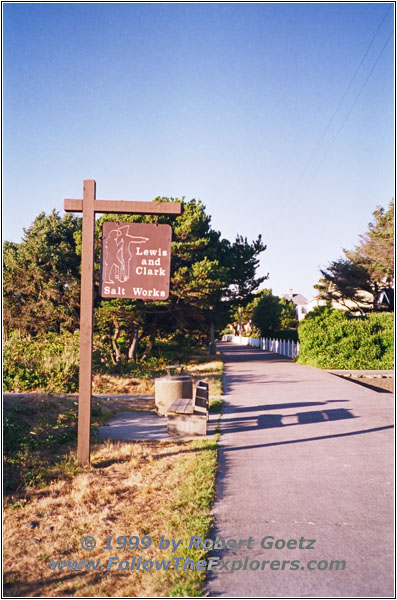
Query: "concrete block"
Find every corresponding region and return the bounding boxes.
[167,412,207,436]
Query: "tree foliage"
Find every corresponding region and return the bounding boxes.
[348,200,394,285]
[220,234,268,307]
[3,211,81,338]
[91,200,267,362]
[4,200,267,365]
[90,199,229,363]
[315,201,394,314]
[251,292,298,337]
[279,297,298,329]
[252,290,282,336]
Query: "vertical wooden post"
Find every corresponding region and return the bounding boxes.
[77,179,96,466]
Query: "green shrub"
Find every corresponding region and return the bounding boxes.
[297,307,394,369]
[3,331,208,393]
[3,332,80,392]
[272,329,299,342]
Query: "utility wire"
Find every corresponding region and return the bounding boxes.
[305,29,394,190]
[297,4,393,190]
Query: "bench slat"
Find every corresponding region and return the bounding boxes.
[167,380,208,420]
[168,397,194,414]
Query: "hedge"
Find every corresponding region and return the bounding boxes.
[273,329,299,342]
[297,306,394,369]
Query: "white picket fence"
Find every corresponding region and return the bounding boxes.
[222,334,300,359]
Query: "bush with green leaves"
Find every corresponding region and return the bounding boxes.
[272,329,299,342]
[3,330,209,392]
[3,332,80,393]
[297,306,394,369]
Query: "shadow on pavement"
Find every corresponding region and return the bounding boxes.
[222,352,291,363]
[152,425,394,462]
[220,408,356,434]
[225,374,316,388]
[218,344,292,363]
[222,399,349,414]
[222,424,394,452]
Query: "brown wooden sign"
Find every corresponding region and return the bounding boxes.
[100,222,172,300]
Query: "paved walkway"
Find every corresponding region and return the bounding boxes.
[205,343,394,598]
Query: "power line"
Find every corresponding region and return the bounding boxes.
[306,29,393,189]
[296,5,393,193]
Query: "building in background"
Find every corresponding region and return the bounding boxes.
[283,287,394,321]
[283,290,310,322]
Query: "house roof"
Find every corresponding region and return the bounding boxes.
[283,293,308,306]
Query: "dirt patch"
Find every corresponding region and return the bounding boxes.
[333,375,394,394]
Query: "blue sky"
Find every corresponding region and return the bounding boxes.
[3,2,395,299]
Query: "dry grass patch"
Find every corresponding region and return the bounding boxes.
[3,438,218,597]
[183,353,224,401]
[3,352,224,595]
[3,352,224,596]
[3,393,154,496]
[93,394,156,413]
[92,374,155,396]
[3,353,223,497]
[91,351,224,398]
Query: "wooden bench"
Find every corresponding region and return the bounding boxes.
[167,380,209,436]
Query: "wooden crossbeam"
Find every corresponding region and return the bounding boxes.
[64,198,182,215]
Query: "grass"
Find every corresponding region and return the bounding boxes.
[3,351,224,597]
[3,394,114,495]
[3,439,219,597]
[92,373,156,396]
[4,352,223,496]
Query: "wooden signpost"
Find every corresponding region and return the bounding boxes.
[64,180,181,466]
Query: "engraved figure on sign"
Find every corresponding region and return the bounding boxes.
[103,225,149,283]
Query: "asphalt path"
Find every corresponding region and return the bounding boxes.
[205,342,394,598]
